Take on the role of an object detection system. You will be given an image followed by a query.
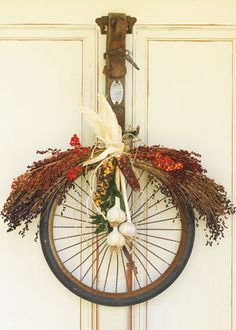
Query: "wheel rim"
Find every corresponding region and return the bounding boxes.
[40,168,195,306]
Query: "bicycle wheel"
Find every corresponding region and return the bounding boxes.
[40,167,195,306]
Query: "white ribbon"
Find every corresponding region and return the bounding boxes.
[120,170,132,223]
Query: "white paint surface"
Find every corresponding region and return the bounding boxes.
[147,41,232,330]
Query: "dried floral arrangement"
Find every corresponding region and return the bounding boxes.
[1,96,235,246]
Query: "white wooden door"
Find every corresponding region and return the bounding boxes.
[0,3,235,330]
[134,26,235,330]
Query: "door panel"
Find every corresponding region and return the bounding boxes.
[0,26,97,330]
[134,26,235,330]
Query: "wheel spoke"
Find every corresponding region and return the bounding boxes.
[83,174,92,188]
[74,181,90,198]
[134,240,170,266]
[126,243,141,289]
[133,269,141,289]
[121,249,129,290]
[137,228,181,231]
[132,202,174,222]
[103,251,113,291]
[53,225,96,229]
[115,253,119,293]
[130,186,160,215]
[136,217,180,226]
[132,250,152,283]
[61,203,91,217]
[54,231,100,241]
[137,232,180,243]
[92,246,109,287]
[133,206,176,223]
[132,244,162,275]
[55,213,92,224]
[57,233,106,253]
[135,236,176,255]
[63,235,106,264]
[81,243,107,282]
[71,238,107,274]
[128,177,151,212]
[67,192,95,214]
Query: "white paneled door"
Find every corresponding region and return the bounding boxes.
[0,19,235,330]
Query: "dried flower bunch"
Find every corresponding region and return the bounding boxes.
[130,146,235,245]
[1,135,91,237]
[1,130,235,245]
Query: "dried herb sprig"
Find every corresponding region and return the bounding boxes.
[1,145,91,237]
[134,159,235,245]
[1,137,235,245]
[130,145,206,176]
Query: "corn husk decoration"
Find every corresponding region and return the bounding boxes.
[1,95,235,246]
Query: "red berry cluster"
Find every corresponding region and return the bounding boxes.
[130,146,205,174]
[70,133,90,155]
[70,134,80,147]
[66,165,83,181]
[153,152,183,172]
[66,134,91,181]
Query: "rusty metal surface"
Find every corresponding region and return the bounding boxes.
[96,14,136,35]
[96,13,137,132]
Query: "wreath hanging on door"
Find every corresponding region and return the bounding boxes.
[1,10,235,307]
[2,95,235,245]
[1,95,235,306]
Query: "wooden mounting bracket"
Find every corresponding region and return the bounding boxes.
[96,13,137,133]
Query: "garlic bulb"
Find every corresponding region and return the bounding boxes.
[107,198,125,227]
[107,227,126,249]
[119,221,137,239]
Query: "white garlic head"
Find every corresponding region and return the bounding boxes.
[107,205,126,227]
[107,227,126,249]
[119,222,137,240]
